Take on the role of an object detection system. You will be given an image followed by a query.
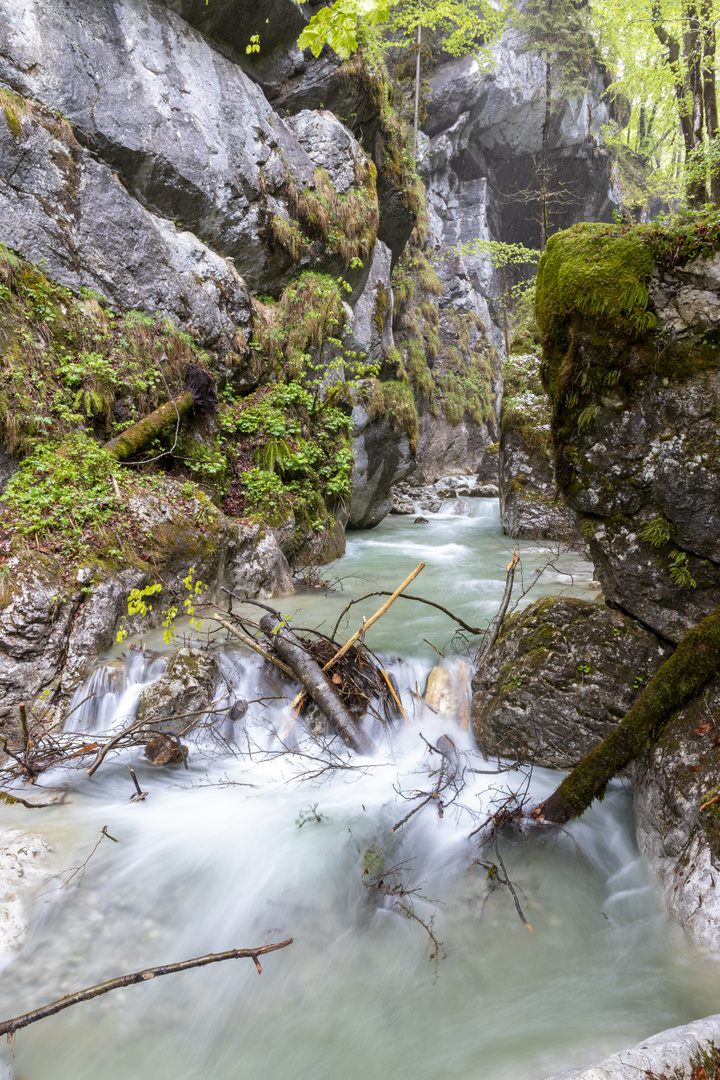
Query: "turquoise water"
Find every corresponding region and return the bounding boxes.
[1,501,718,1080]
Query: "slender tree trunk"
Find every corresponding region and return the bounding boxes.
[653,3,708,206]
[540,59,551,251]
[533,603,720,825]
[413,23,422,154]
[702,0,720,204]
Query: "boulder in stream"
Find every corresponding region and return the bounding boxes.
[471,597,671,769]
[135,648,219,736]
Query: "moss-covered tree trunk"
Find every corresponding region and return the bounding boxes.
[533,604,720,824]
[104,392,193,461]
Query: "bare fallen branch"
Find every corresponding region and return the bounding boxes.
[0,939,293,1038]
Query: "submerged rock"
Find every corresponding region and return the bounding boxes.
[424,660,471,730]
[542,1014,720,1080]
[634,673,720,954]
[471,597,671,769]
[136,648,218,736]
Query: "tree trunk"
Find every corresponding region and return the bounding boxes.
[653,3,708,206]
[540,59,551,251]
[533,604,720,825]
[104,392,193,461]
[702,0,720,205]
[259,614,375,755]
[413,23,422,154]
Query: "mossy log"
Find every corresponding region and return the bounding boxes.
[259,613,375,756]
[533,604,720,825]
[104,391,193,461]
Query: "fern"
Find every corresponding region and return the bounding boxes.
[604,368,622,386]
[669,550,697,589]
[576,401,599,430]
[639,516,674,549]
[256,436,292,476]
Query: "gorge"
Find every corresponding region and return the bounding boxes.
[1,1,720,1078]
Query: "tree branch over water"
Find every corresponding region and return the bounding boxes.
[0,939,294,1039]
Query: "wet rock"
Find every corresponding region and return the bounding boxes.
[424,660,471,730]
[0,832,51,961]
[347,393,414,529]
[135,648,218,736]
[0,0,300,292]
[0,447,17,497]
[391,498,416,515]
[471,597,671,769]
[500,426,581,542]
[0,99,253,350]
[427,502,442,513]
[413,411,497,486]
[633,673,720,954]
[344,241,395,364]
[145,734,189,766]
[539,245,720,644]
[414,517,429,525]
[0,478,293,729]
[541,1014,720,1080]
[474,484,499,498]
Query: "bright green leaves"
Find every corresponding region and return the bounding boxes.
[298,0,390,59]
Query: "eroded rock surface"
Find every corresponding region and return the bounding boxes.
[471,597,671,769]
[0,99,253,349]
[136,648,218,735]
[542,1014,720,1080]
[634,674,720,953]
[0,480,292,729]
[500,427,581,542]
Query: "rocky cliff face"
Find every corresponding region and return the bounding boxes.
[537,222,720,644]
[421,38,621,329]
[498,352,581,541]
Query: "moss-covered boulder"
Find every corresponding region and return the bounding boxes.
[633,672,720,954]
[536,216,720,643]
[471,596,671,768]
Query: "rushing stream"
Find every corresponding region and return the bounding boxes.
[2,501,719,1080]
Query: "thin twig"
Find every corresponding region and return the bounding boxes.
[0,939,294,1038]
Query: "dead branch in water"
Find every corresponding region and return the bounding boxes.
[0,939,293,1039]
[478,549,518,661]
[259,613,375,755]
[331,590,487,641]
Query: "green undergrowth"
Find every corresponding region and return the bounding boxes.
[0,245,215,455]
[391,236,496,428]
[339,38,425,230]
[272,160,379,270]
[0,429,217,562]
[249,270,348,379]
[366,378,419,451]
[218,382,353,528]
[501,350,552,452]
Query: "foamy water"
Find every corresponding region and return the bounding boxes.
[1,502,717,1080]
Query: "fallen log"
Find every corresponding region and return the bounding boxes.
[104,392,193,461]
[259,613,375,755]
[533,603,720,825]
[0,939,293,1038]
[104,364,216,462]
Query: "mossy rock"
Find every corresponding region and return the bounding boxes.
[471,596,671,769]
